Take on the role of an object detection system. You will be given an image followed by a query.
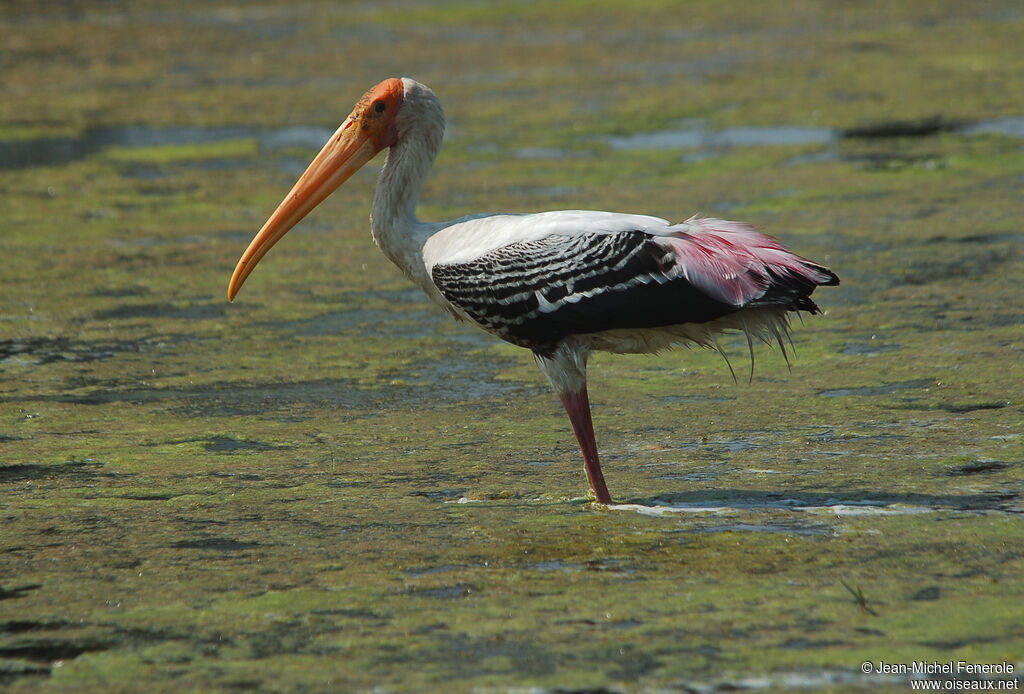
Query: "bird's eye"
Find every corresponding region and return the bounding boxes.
[373,101,387,114]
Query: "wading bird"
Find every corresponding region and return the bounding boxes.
[228,78,838,504]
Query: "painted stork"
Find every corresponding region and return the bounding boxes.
[228,78,838,505]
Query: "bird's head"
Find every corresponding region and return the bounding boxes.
[228,77,413,301]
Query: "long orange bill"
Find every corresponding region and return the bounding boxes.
[227,121,377,301]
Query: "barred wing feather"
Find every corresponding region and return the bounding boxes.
[429,215,836,354]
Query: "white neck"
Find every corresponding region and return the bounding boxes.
[369,79,445,293]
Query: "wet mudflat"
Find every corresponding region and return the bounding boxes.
[2,1,1022,692]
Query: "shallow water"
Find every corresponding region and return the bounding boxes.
[5,116,1020,172]
[0,125,335,170]
[2,2,1023,692]
[607,124,838,151]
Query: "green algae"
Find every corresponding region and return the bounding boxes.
[2,1,1024,692]
[97,138,259,166]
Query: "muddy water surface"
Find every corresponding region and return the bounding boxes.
[2,1,1022,692]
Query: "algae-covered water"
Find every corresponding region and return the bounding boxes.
[2,1,1022,692]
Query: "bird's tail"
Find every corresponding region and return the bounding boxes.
[658,215,838,308]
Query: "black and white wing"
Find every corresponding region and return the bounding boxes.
[424,211,838,355]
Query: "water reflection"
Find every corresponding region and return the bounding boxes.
[607,124,836,151]
[0,124,333,170]
[3,117,1021,171]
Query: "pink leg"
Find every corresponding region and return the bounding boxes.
[559,386,613,504]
